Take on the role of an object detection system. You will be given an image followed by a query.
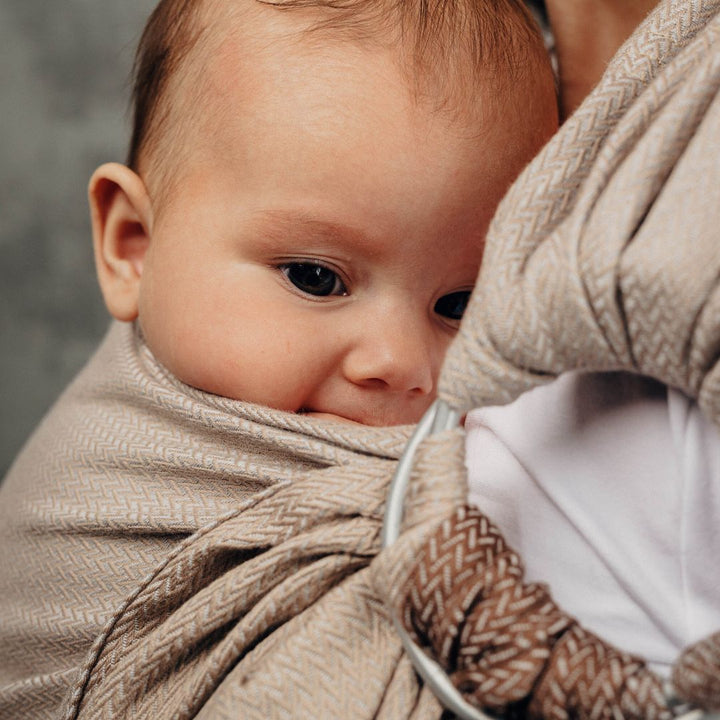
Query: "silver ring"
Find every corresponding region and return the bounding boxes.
[382,399,495,720]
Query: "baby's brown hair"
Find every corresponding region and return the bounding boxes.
[128,0,551,181]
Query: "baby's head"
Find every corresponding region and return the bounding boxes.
[89,0,557,426]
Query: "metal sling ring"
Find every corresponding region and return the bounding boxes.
[381,399,719,720]
[381,399,494,720]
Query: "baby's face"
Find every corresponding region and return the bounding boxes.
[131,13,556,426]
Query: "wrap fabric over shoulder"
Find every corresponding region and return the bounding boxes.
[0,1,719,719]
[392,0,720,714]
[439,0,720,421]
[0,321,464,720]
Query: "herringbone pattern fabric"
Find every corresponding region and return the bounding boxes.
[0,323,442,720]
[1,0,719,718]
[396,0,720,715]
[439,0,720,424]
[672,633,720,711]
[400,506,673,719]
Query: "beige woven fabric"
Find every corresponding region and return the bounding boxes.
[0,322,461,720]
[439,0,720,422]
[1,0,719,718]
[393,0,720,714]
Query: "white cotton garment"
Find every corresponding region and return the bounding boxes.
[465,372,720,677]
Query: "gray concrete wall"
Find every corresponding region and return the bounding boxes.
[1,1,156,477]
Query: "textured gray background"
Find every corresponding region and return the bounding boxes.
[1,1,156,477]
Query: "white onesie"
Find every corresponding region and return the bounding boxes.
[465,372,720,677]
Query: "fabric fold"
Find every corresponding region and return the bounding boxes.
[0,322,440,720]
[1,0,720,718]
[438,0,720,421]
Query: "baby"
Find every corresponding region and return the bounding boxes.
[88,0,557,426]
[0,1,559,715]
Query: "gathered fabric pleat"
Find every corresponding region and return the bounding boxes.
[1,1,719,718]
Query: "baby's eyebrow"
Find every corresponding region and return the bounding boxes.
[250,209,381,254]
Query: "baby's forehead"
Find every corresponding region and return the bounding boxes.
[199,0,546,92]
[184,4,544,119]
[142,0,554,195]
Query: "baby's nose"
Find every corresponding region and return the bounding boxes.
[343,313,435,395]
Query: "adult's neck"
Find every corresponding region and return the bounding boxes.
[544,0,659,120]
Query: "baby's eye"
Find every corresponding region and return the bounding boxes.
[281,263,347,297]
[434,291,471,321]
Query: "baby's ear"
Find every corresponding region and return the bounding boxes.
[89,163,152,322]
